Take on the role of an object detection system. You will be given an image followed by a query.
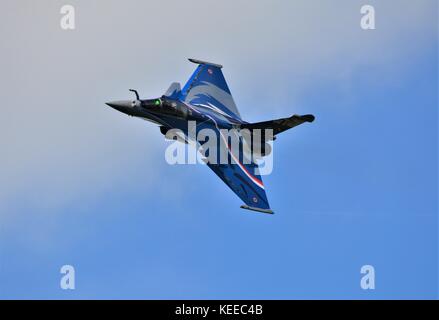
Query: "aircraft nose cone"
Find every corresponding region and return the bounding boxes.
[105,101,117,108]
[106,100,132,109]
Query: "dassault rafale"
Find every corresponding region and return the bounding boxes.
[106,59,315,214]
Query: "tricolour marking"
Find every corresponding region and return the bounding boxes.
[203,114,265,190]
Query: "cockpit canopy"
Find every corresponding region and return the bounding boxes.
[141,98,162,107]
[141,97,188,118]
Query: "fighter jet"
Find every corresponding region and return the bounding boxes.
[106,59,314,214]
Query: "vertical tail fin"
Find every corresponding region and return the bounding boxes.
[164,82,181,99]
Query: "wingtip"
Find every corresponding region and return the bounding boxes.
[240,205,274,214]
[302,114,315,123]
[188,58,223,69]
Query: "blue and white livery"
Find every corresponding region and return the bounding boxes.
[106,59,315,214]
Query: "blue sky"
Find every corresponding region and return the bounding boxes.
[0,0,437,299]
